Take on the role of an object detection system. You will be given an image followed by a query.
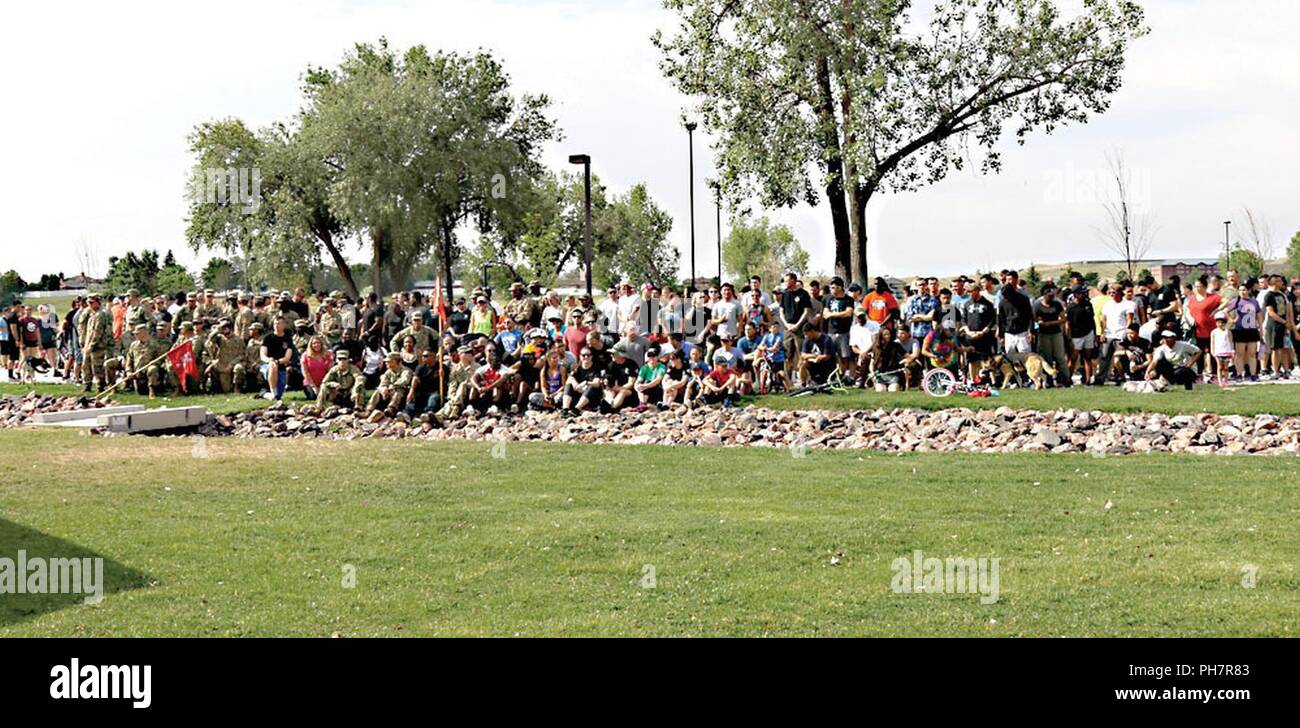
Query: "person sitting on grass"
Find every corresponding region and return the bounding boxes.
[661,348,691,406]
[259,316,295,401]
[633,346,667,410]
[798,321,837,386]
[702,352,739,407]
[366,352,413,422]
[562,347,605,413]
[895,326,924,390]
[604,344,638,412]
[756,320,788,393]
[921,320,961,377]
[468,343,512,415]
[528,347,568,411]
[315,350,367,410]
[867,325,906,392]
[1147,330,1201,390]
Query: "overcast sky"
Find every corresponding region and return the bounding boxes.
[1,0,1297,282]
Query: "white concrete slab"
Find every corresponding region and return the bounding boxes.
[31,405,146,424]
[97,407,210,434]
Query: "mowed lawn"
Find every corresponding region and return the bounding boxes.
[751,381,1300,416]
[0,429,1296,636]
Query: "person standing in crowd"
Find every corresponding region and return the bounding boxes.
[1094,284,1136,386]
[904,277,940,344]
[780,273,812,385]
[822,278,855,382]
[1065,287,1098,385]
[1032,283,1069,386]
[1209,313,1234,386]
[997,271,1034,364]
[1185,276,1221,375]
[80,295,114,393]
[1262,275,1295,380]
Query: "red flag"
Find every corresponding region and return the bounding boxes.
[167,340,199,393]
[434,273,448,331]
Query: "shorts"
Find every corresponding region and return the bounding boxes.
[1071,333,1096,352]
[1233,328,1259,344]
[829,332,853,360]
[1195,336,1211,353]
[0,340,17,358]
[1003,332,1031,355]
[1263,325,1286,350]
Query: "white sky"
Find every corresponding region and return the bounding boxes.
[1,0,1297,282]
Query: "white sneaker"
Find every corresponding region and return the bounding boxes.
[262,392,276,401]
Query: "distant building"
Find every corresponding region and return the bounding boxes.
[1152,259,1218,286]
[60,273,102,290]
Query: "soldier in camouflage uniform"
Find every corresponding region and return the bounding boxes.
[171,321,203,394]
[80,295,115,393]
[366,352,413,421]
[124,289,151,335]
[117,324,168,397]
[205,320,247,394]
[315,350,366,410]
[503,281,540,329]
[173,292,201,330]
[436,345,478,420]
[244,322,266,392]
[292,319,313,355]
[199,289,223,322]
[317,299,344,349]
[234,293,257,338]
[388,316,437,354]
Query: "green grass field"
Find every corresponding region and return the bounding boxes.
[1,428,1295,636]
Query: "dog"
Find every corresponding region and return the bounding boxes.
[993,353,1059,390]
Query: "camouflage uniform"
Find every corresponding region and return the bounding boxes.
[388,324,437,354]
[244,330,265,391]
[367,362,413,415]
[318,309,344,348]
[437,361,475,419]
[205,330,247,393]
[316,362,366,410]
[118,327,168,395]
[234,305,257,339]
[80,304,114,391]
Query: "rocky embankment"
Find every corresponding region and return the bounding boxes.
[5,393,1299,456]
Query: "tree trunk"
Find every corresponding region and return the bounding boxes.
[315,227,360,300]
[851,184,872,286]
[371,226,385,297]
[813,56,851,281]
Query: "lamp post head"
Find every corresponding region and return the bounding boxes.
[684,121,698,132]
[568,154,590,166]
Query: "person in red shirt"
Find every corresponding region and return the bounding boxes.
[1184,276,1222,373]
[862,277,899,329]
[702,352,738,407]
[563,309,590,357]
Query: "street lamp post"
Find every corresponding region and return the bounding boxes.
[1223,220,1231,261]
[685,121,698,291]
[569,154,594,297]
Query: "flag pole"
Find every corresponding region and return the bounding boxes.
[95,344,180,400]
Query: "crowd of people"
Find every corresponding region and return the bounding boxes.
[3,267,1297,423]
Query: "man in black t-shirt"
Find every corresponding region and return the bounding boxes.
[563,346,606,412]
[799,322,837,385]
[1065,288,1098,383]
[780,273,813,381]
[822,278,855,373]
[958,286,996,382]
[259,316,296,400]
[448,298,471,336]
[405,349,443,418]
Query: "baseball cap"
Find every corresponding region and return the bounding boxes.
[1160,330,1177,338]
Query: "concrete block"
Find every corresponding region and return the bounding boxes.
[96,407,210,434]
[31,405,146,424]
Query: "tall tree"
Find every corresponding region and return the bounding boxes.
[656,0,1147,285]
[1097,149,1155,281]
[1288,230,1300,279]
[722,216,810,285]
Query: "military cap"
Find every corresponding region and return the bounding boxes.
[155,321,168,330]
[181,321,195,330]
[294,319,308,328]
[249,322,265,332]
[334,349,351,360]
[186,292,198,300]
[203,288,214,296]
[385,352,402,362]
[126,288,140,297]
[134,323,150,333]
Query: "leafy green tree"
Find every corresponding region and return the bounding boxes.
[156,264,196,296]
[1024,265,1043,295]
[188,39,558,301]
[1288,231,1300,278]
[33,273,64,291]
[1219,246,1265,281]
[0,270,27,306]
[596,183,679,289]
[201,258,240,290]
[103,251,161,295]
[656,0,1147,285]
[722,217,810,286]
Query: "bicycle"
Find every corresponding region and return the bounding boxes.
[921,367,1000,398]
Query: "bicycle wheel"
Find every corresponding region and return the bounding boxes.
[922,368,957,397]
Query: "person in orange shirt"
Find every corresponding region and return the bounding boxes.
[861,277,899,329]
[111,297,127,342]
